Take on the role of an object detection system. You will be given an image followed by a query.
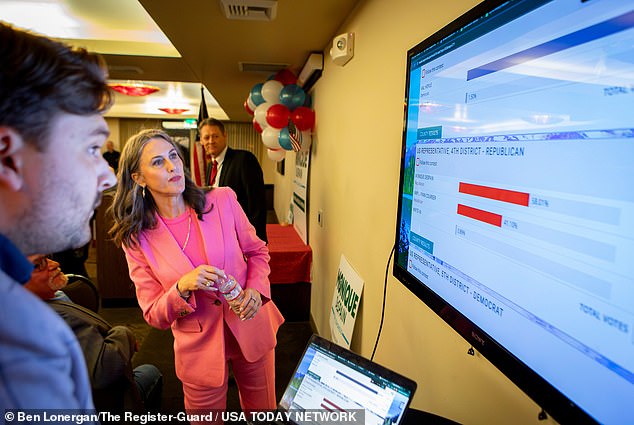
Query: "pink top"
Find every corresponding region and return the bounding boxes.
[159,210,206,268]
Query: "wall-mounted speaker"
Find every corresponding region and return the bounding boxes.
[329,32,354,66]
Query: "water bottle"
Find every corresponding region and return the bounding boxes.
[217,274,245,315]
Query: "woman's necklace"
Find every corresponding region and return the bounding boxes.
[180,213,192,252]
[160,209,192,252]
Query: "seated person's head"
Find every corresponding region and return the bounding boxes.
[24,255,68,300]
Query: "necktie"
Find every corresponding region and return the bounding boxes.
[209,160,218,186]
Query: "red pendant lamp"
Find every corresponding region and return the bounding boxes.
[109,82,160,97]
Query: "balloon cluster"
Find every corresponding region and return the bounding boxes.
[244,69,315,161]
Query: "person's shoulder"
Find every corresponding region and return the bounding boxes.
[0,272,79,358]
[205,187,239,213]
[48,299,110,329]
[207,186,237,202]
[230,148,258,162]
[0,274,92,410]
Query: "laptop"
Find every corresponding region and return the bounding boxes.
[272,334,417,425]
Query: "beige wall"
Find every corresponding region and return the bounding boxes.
[272,1,559,424]
[260,154,277,186]
[272,151,295,223]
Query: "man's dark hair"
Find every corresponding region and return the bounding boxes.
[198,117,226,134]
[0,23,112,150]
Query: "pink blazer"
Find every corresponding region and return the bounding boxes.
[123,187,284,387]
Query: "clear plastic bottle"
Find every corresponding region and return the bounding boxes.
[216,274,245,315]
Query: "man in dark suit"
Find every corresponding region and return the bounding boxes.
[102,140,121,172]
[199,118,268,243]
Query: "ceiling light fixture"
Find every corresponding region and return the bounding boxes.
[159,107,189,114]
[109,82,160,96]
[162,119,198,129]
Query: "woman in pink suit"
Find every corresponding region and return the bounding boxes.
[109,129,284,416]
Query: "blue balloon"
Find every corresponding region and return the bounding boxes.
[250,83,265,106]
[278,127,294,150]
[279,84,306,111]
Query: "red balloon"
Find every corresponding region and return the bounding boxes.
[266,103,290,129]
[244,100,254,115]
[253,119,263,133]
[274,68,297,86]
[290,106,315,131]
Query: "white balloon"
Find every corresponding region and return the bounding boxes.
[267,148,285,161]
[261,80,284,104]
[254,101,272,129]
[261,127,282,149]
[247,94,256,112]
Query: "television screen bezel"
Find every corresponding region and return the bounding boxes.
[393,0,600,423]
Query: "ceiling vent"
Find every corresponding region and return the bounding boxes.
[239,62,289,74]
[220,0,277,21]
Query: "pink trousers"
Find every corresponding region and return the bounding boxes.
[182,325,277,422]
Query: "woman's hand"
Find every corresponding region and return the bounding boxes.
[238,288,262,320]
[176,265,223,297]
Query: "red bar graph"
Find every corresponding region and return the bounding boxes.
[321,397,345,412]
[457,204,502,227]
[459,182,529,206]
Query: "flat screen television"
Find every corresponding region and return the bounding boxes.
[393,0,634,423]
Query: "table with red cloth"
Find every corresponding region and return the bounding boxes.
[266,224,312,321]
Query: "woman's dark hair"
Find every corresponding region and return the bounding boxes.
[0,23,112,151]
[109,129,211,247]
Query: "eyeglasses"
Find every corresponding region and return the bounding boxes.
[32,256,49,272]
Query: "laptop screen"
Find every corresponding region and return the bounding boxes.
[279,334,417,425]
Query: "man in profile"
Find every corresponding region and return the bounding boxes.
[199,117,268,243]
[0,23,117,410]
